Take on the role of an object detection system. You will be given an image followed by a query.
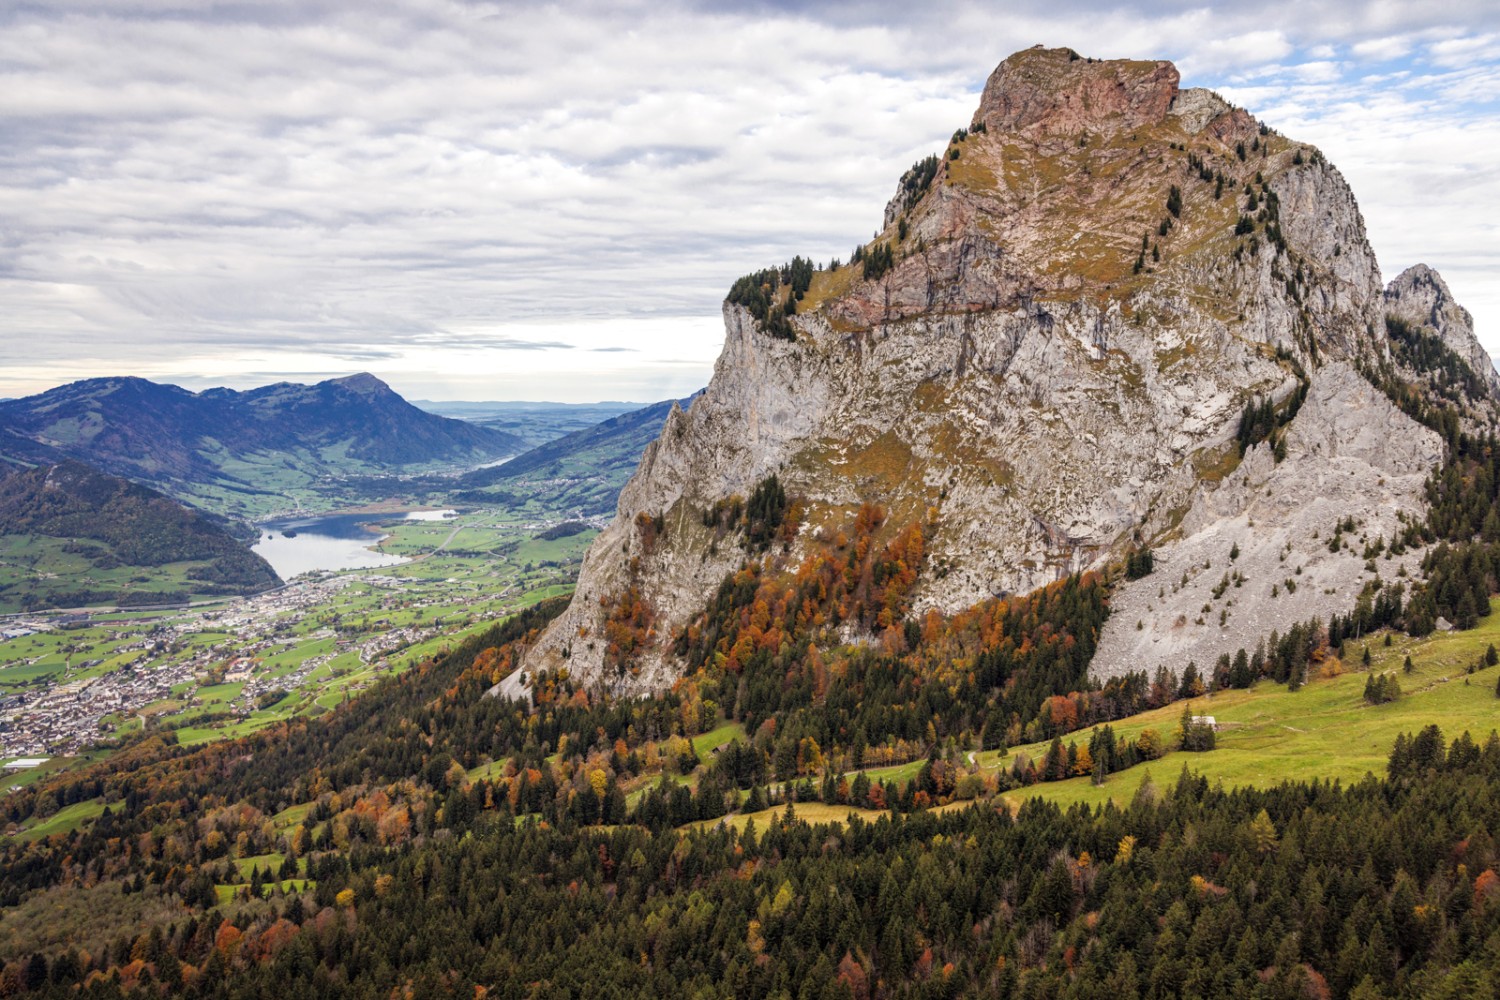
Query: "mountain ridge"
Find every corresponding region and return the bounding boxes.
[0,373,523,517]
[454,394,701,518]
[463,394,700,484]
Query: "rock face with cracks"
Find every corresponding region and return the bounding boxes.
[500,46,1488,700]
[1091,362,1441,680]
[1384,263,1500,398]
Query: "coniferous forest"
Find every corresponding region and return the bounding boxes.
[5,201,1500,1000]
[2,574,1500,997]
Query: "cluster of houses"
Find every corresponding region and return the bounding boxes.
[0,572,464,760]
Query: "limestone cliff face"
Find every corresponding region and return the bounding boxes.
[503,46,1483,698]
[1385,264,1500,397]
[974,52,1178,137]
[1091,362,1441,680]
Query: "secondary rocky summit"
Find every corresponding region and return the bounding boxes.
[502,46,1496,699]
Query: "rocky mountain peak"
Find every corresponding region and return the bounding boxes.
[505,47,1484,700]
[852,48,1381,369]
[328,372,392,396]
[1384,264,1500,397]
[975,47,1179,138]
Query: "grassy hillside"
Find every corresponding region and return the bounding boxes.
[0,461,280,612]
[658,598,1500,830]
[989,597,1500,811]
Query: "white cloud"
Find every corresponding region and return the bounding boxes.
[1,1,1499,401]
[1192,29,1296,70]
[1351,35,1412,61]
[1291,60,1345,82]
[1428,33,1499,68]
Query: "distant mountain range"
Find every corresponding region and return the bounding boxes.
[0,461,281,612]
[0,373,523,517]
[413,400,642,451]
[454,394,699,517]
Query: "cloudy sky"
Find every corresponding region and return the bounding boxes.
[3,1,1498,402]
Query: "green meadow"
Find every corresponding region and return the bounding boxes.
[990,598,1500,811]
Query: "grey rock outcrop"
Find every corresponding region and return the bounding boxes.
[1384,264,1500,397]
[1170,88,1232,134]
[1091,362,1441,680]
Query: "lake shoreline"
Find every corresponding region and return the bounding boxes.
[251,509,456,579]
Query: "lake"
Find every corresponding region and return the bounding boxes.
[252,509,457,579]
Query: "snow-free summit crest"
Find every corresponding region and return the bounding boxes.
[503,46,1496,700]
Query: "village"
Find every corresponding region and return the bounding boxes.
[0,569,503,761]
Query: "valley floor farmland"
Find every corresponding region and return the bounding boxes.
[0,506,595,769]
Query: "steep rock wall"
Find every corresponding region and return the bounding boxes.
[1091,362,1442,679]
[503,46,1473,698]
[1384,264,1500,397]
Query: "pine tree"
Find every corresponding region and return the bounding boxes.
[1042,738,1066,781]
[1411,724,1445,771]
[1236,647,1255,687]
[1387,733,1412,779]
[1248,808,1278,854]
[1456,590,1479,630]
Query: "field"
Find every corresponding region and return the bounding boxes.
[986,598,1500,811]
[692,720,748,758]
[690,801,888,835]
[10,798,108,842]
[0,534,247,615]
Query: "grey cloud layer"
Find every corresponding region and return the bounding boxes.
[2,0,1499,396]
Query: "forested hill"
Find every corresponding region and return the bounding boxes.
[0,460,280,611]
[0,373,522,515]
[1,592,1499,996]
[454,393,699,516]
